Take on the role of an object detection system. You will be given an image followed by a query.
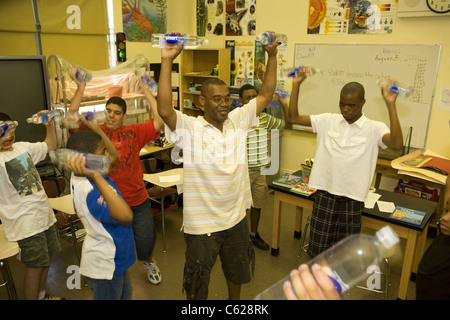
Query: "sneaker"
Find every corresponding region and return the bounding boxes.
[250,232,270,250]
[144,259,162,284]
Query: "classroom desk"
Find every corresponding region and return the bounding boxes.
[139,144,175,158]
[375,158,445,226]
[143,168,183,252]
[268,184,438,300]
[0,225,19,300]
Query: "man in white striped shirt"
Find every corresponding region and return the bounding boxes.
[157,34,279,300]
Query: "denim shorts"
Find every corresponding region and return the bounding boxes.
[131,198,156,261]
[87,271,132,300]
[183,218,255,300]
[17,224,61,268]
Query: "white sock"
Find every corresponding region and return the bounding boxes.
[38,290,46,300]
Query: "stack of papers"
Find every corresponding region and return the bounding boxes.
[364,192,395,212]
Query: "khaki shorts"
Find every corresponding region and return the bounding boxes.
[17,224,61,268]
[249,171,267,209]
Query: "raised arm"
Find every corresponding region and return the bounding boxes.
[255,36,279,115]
[277,92,291,129]
[140,82,164,132]
[79,117,119,165]
[286,71,312,127]
[380,83,403,150]
[68,66,86,113]
[43,114,57,152]
[157,39,184,132]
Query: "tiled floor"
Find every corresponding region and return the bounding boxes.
[1,189,427,300]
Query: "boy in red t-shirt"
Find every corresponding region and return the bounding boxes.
[68,68,164,284]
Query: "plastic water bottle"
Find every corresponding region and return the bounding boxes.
[275,89,290,98]
[0,121,18,138]
[254,225,399,300]
[62,110,108,129]
[49,148,111,175]
[27,110,64,124]
[135,69,158,96]
[151,33,209,49]
[379,80,414,98]
[280,66,320,78]
[255,32,287,45]
[74,65,92,82]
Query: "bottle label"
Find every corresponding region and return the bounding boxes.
[328,271,349,294]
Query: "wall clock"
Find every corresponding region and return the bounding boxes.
[426,0,450,13]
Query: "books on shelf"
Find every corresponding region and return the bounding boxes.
[400,155,432,168]
[272,172,316,196]
[389,206,426,226]
[400,154,450,176]
[272,173,304,188]
[290,183,316,196]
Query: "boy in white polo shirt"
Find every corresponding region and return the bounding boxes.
[156,33,279,300]
[287,71,403,257]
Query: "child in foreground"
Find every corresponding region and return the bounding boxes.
[66,128,135,300]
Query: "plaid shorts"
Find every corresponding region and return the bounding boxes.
[308,190,363,258]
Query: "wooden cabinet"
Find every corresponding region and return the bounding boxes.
[180,48,231,116]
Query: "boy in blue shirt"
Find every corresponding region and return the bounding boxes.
[66,125,135,300]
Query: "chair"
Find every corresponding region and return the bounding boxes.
[0,225,19,300]
[298,215,311,258]
[141,158,181,252]
[141,158,179,215]
[42,176,84,263]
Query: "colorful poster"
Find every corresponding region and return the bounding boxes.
[197,0,225,36]
[122,0,167,42]
[226,0,256,36]
[254,42,288,91]
[234,41,254,86]
[307,0,397,35]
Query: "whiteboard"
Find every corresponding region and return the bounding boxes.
[292,43,441,149]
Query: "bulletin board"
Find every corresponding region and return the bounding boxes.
[292,43,441,149]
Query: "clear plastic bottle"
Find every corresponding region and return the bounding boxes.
[49,148,111,175]
[62,110,108,129]
[74,65,92,82]
[254,225,400,300]
[379,80,414,98]
[255,32,288,45]
[279,66,320,78]
[135,68,158,96]
[27,110,64,124]
[151,33,209,49]
[0,121,18,138]
[275,89,290,98]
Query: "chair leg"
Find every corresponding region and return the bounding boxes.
[298,216,310,258]
[68,216,81,264]
[0,259,18,300]
[160,187,166,253]
[384,257,390,300]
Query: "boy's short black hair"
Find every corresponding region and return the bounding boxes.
[239,84,257,98]
[106,96,127,114]
[0,113,11,122]
[67,130,102,154]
